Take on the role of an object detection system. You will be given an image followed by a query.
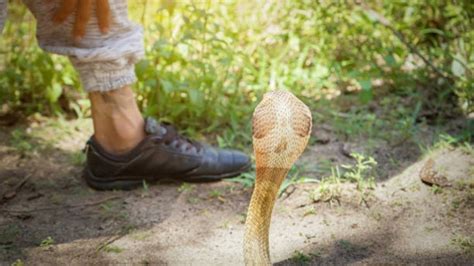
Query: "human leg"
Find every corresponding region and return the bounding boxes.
[89,86,145,154]
[22,0,145,154]
[21,0,250,189]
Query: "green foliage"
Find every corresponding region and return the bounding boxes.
[228,166,317,195]
[311,153,377,205]
[228,172,256,188]
[291,250,311,264]
[0,0,472,140]
[11,259,24,266]
[0,1,80,115]
[341,153,377,192]
[422,132,474,155]
[39,236,54,248]
[278,167,318,196]
[99,244,124,254]
[451,235,474,255]
[10,129,33,153]
[177,182,194,193]
[309,168,342,205]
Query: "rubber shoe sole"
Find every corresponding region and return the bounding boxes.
[83,162,251,190]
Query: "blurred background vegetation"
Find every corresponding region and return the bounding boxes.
[0,0,472,147]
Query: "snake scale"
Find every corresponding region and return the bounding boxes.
[244,90,312,265]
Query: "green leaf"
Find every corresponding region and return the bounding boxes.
[160,80,174,93]
[47,83,62,103]
[62,75,74,85]
[358,79,373,103]
[384,54,396,67]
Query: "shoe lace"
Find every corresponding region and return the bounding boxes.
[161,123,202,153]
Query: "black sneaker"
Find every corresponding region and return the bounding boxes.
[83,117,251,190]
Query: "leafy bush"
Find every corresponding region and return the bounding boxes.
[0,1,80,115]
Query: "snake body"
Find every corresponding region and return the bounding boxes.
[244,90,312,265]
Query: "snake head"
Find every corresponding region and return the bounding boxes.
[252,90,312,169]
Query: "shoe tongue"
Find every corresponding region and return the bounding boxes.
[145,117,199,151]
[145,117,167,137]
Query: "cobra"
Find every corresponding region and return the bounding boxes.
[244,90,312,265]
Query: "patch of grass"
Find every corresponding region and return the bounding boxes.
[10,129,34,154]
[310,170,342,205]
[369,210,382,221]
[329,110,371,138]
[451,199,461,210]
[454,179,474,191]
[0,224,20,244]
[178,183,194,193]
[423,133,474,155]
[239,212,247,224]
[310,152,377,206]
[451,235,474,254]
[130,230,152,241]
[39,236,54,248]
[100,244,123,253]
[291,250,311,264]
[278,166,318,196]
[230,166,318,197]
[100,201,127,220]
[140,180,150,198]
[341,153,377,204]
[325,96,421,144]
[433,134,460,150]
[228,172,255,188]
[337,239,357,253]
[187,196,201,204]
[142,180,149,191]
[208,189,222,198]
[11,259,24,266]
[460,142,474,156]
[303,207,317,217]
[431,185,443,195]
[69,151,86,166]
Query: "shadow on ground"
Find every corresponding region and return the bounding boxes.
[0,117,473,265]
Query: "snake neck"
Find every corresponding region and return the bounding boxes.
[244,167,289,266]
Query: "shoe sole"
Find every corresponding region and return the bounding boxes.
[83,163,252,191]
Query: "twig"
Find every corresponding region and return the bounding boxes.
[296,201,316,209]
[12,174,31,191]
[281,186,297,200]
[96,234,125,252]
[1,174,32,204]
[0,195,121,214]
[359,3,453,82]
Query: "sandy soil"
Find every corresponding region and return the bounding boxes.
[0,119,473,265]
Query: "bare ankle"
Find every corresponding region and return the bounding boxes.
[89,86,146,154]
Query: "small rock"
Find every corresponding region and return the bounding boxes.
[419,158,451,187]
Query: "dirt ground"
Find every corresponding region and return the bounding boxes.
[0,118,473,265]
